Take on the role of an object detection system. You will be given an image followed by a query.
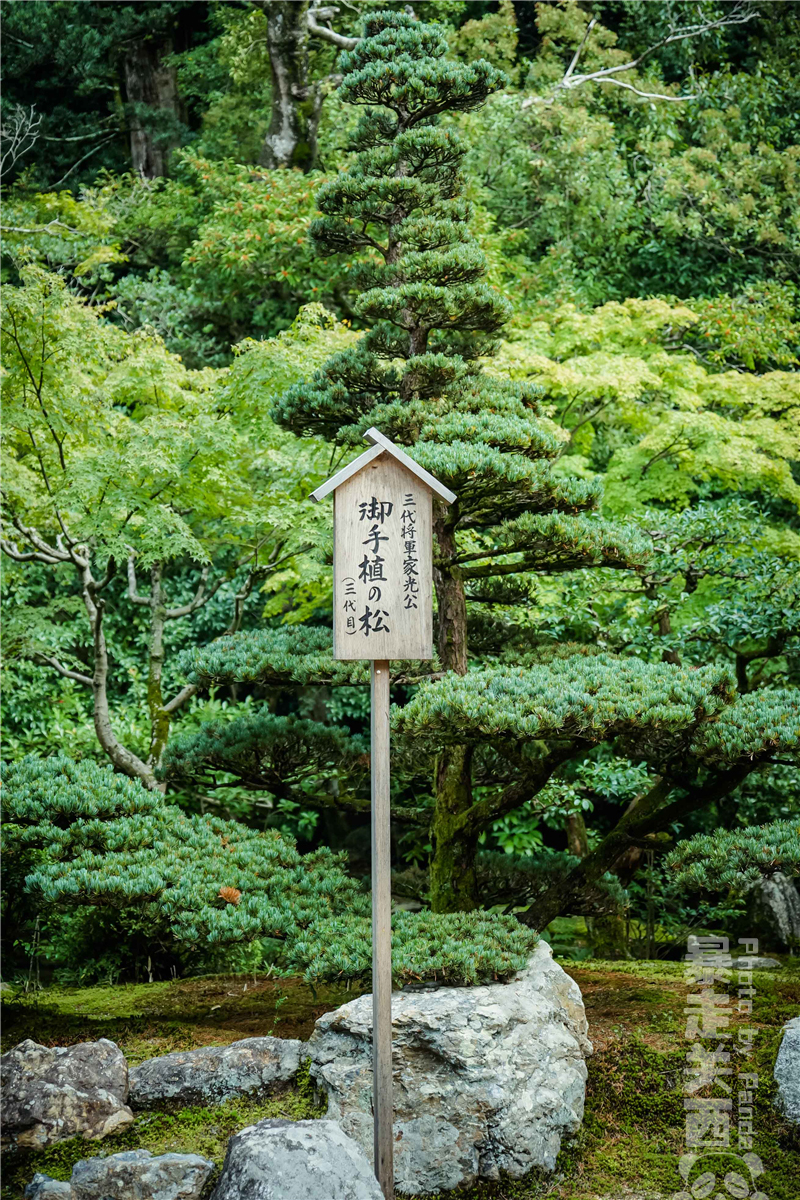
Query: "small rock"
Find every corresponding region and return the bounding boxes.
[1,980,15,996]
[24,1174,72,1199]
[774,1014,800,1124]
[71,1148,214,1200]
[736,955,782,970]
[309,940,592,1194]
[1,1039,133,1148]
[210,1118,383,1200]
[129,1036,303,1108]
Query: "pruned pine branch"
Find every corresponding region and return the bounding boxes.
[523,3,759,109]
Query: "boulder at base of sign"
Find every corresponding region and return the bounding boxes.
[774,1015,800,1124]
[308,940,592,1194]
[209,1118,384,1200]
[128,1036,303,1109]
[1,1039,133,1148]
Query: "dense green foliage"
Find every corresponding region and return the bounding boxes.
[665,819,800,893]
[3,754,538,985]
[289,910,538,986]
[3,754,367,950]
[2,2,798,987]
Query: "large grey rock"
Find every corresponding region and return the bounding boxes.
[1,1039,134,1148]
[736,955,782,970]
[70,1148,214,1200]
[209,1118,383,1200]
[774,1014,800,1124]
[129,1036,302,1109]
[24,1175,72,1199]
[309,940,592,1194]
[743,872,800,952]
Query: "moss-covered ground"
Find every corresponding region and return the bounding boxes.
[2,959,797,1199]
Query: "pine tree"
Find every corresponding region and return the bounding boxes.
[182,10,799,926]
[272,9,647,910]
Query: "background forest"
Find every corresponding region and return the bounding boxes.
[2,0,799,992]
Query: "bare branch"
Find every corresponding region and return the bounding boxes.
[81,581,154,786]
[1,538,62,565]
[1,105,41,177]
[523,4,758,109]
[34,653,93,687]
[7,515,76,563]
[126,553,150,605]
[89,556,117,594]
[163,683,198,715]
[48,134,117,191]
[562,17,597,85]
[590,78,696,102]
[165,565,222,619]
[0,219,86,236]
[308,5,359,49]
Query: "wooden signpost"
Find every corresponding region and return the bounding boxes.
[311,428,455,1198]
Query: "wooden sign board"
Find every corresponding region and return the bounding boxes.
[311,427,456,663]
[309,428,455,1200]
[334,455,432,661]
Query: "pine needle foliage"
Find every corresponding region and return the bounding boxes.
[288,911,538,987]
[3,755,368,950]
[161,711,368,795]
[179,626,436,688]
[2,755,542,983]
[272,9,631,553]
[665,821,800,895]
[194,8,799,918]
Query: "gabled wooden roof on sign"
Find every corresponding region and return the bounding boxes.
[309,427,456,504]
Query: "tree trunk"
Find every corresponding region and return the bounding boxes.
[428,510,479,911]
[566,811,589,857]
[432,513,468,674]
[521,778,674,931]
[519,765,750,930]
[259,1,322,171]
[121,37,184,178]
[146,562,171,781]
[429,745,477,911]
[565,811,629,958]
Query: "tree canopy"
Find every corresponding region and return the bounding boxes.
[1,2,798,984]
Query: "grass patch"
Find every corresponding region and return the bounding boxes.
[1,973,367,1062]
